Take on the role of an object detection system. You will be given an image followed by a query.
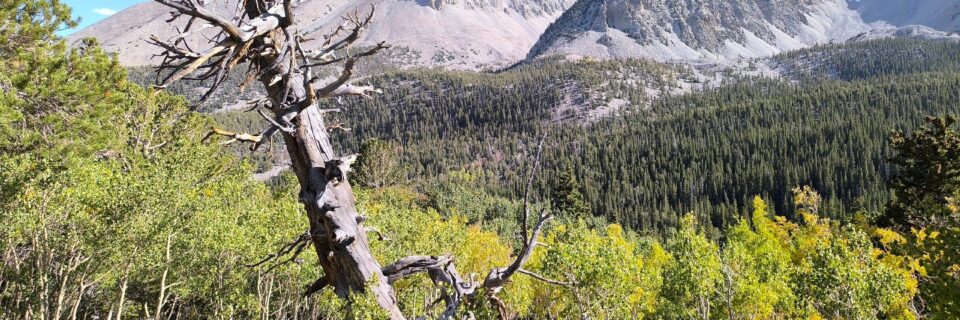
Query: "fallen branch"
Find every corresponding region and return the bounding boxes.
[201,127,263,145]
[326,122,352,132]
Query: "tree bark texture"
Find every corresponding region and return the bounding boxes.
[253,21,405,320]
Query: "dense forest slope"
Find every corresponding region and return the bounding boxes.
[770,38,960,81]
[202,38,960,235]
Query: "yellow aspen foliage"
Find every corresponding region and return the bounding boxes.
[874,228,908,247]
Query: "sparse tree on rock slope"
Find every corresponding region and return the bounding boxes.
[147,1,564,318]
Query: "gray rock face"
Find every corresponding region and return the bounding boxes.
[72,0,960,68]
[69,0,574,69]
[527,0,960,62]
[528,0,874,61]
[423,0,570,16]
[597,0,813,50]
[849,0,960,32]
[849,25,960,42]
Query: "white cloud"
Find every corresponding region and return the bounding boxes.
[92,8,117,16]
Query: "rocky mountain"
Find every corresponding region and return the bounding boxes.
[72,0,960,68]
[69,0,573,70]
[848,25,960,42]
[527,0,960,62]
[850,0,960,32]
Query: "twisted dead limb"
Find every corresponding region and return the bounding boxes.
[304,137,569,319]
[150,1,293,106]
[155,0,245,40]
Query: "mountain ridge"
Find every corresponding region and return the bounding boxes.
[70,0,960,68]
[526,0,960,63]
[69,0,573,70]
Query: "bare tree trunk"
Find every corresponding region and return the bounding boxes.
[52,256,70,320]
[150,2,565,318]
[116,279,128,320]
[242,20,403,320]
[70,275,95,320]
[279,105,400,314]
[113,263,131,320]
[154,233,177,320]
[721,257,737,320]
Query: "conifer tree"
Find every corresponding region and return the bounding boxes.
[885,115,960,318]
[354,138,403,189]
[885,115,960,228]
[551,162,589,218]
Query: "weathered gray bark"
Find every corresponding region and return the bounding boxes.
[275,83,403,319]
[151,1,567,319]
[250,18,405,320]
[152,1,403,318]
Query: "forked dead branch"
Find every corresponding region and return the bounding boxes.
[149,0,567,319]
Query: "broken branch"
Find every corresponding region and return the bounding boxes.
[202,127,263,145]
[156,0,245,41]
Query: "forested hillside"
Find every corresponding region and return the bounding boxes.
[203,39,960,236]
[2,1,959,319]
[772,38,960,81]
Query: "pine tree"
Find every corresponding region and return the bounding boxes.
[885,115,960,229]
[353,138,403,189]
[551,162,589,218]
[884,115,960,319]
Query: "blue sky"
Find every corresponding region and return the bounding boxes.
[58,0,144,36]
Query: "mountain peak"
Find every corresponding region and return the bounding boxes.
[68,0,574,70]
[527,0,960,63]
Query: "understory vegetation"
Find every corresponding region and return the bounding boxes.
[2,1,959,319]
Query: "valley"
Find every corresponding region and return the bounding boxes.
[5,0,960,318]
[140,37,960,237]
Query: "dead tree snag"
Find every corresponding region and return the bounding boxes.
[150,1,565,318]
